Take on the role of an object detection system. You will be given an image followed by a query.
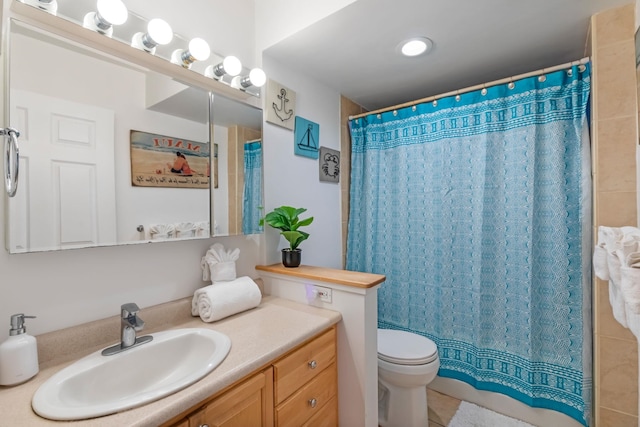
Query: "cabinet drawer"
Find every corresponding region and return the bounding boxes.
[274,328,336,404]
[275,362,337,427]
[301,395,337,427]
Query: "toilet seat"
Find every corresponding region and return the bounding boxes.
[378,329,438,365]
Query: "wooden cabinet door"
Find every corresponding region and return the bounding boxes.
[189,368,274,427]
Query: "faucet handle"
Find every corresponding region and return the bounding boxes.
[121,303,140,318]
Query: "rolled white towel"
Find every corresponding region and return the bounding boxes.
[192,276,262,322]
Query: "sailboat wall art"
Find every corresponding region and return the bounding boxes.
[294,116,320,159]
[266,79,296,131]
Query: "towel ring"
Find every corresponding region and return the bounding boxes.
[2,127,20,197]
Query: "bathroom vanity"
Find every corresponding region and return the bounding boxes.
[0,296,341,426]
[164,327,337,427]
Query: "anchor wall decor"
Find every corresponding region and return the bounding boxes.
[266,79,296,130]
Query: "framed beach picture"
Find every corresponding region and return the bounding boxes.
[130,130,210,189]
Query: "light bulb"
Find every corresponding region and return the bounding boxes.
[97,0,127,26]
[147,19,173,45]
[132,18,173,53]
[83,0,127,37]
[171,38,211,68]
[231,68,267,90]
[222,56,242,77]
[249,68,266,88]
[188,38,211,61]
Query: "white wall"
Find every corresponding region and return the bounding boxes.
[254,0,356,54]
[0,1,265,341]
[261,54,343,269]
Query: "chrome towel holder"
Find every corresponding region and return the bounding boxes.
[2,127,20,197]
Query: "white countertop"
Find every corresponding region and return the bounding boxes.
[0,296,342,426]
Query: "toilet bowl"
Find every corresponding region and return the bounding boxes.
[378,329,440,427]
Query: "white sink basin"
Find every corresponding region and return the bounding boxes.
[32,328,231,421]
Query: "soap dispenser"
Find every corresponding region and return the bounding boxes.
[0,314,39,386]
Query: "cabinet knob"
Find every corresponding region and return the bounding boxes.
[308,360,317,369]
[199,425,210,427]
[308,398,317,408]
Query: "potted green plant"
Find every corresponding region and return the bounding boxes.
[260,206,314,268]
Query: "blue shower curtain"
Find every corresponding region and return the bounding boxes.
[242,140,263,235]
[347,64,592,425]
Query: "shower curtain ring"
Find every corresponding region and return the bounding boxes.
[538,69,547,83]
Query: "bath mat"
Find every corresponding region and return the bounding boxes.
[448,401,537,427]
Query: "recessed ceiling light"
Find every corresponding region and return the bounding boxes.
[398,37,433,57]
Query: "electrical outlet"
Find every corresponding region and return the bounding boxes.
[314,285,332,303]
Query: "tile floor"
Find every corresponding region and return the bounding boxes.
[427,388,462,427]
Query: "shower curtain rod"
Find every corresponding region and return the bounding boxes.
[348,57,590,120]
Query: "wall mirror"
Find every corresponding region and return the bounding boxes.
[5,17,263,253]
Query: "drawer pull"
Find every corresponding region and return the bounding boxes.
[308,360,317,369]
[309,398,318,408]
[199,424,210,427]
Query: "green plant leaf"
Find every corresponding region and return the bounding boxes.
[262,205,312,249]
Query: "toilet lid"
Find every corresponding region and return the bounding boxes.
[378,329,438,365]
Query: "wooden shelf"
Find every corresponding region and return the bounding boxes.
[255,264,385,289]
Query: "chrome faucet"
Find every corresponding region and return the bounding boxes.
[102,303,153,356]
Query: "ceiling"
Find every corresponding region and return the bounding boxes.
[264,0,633,111]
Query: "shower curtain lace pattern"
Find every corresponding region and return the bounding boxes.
[347,64,592,426]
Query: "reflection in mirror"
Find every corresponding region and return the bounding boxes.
[6,19,212,252]
[211,95,263,237]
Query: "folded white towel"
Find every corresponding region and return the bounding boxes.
[149,223,175,240]
[192,276,262,322]
[175,222,196,238]
[201,243,241,282]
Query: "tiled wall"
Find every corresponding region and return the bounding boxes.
[227,125,262,235]
[591,3,639,426]
[339,96,367,267]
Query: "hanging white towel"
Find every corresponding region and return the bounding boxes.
[608,281,629,328]
[593,243,609,281]
[191,276,262,322]
[621,251,640,315]
[594,226,613,280]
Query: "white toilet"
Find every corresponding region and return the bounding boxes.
[378,329,440,427]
